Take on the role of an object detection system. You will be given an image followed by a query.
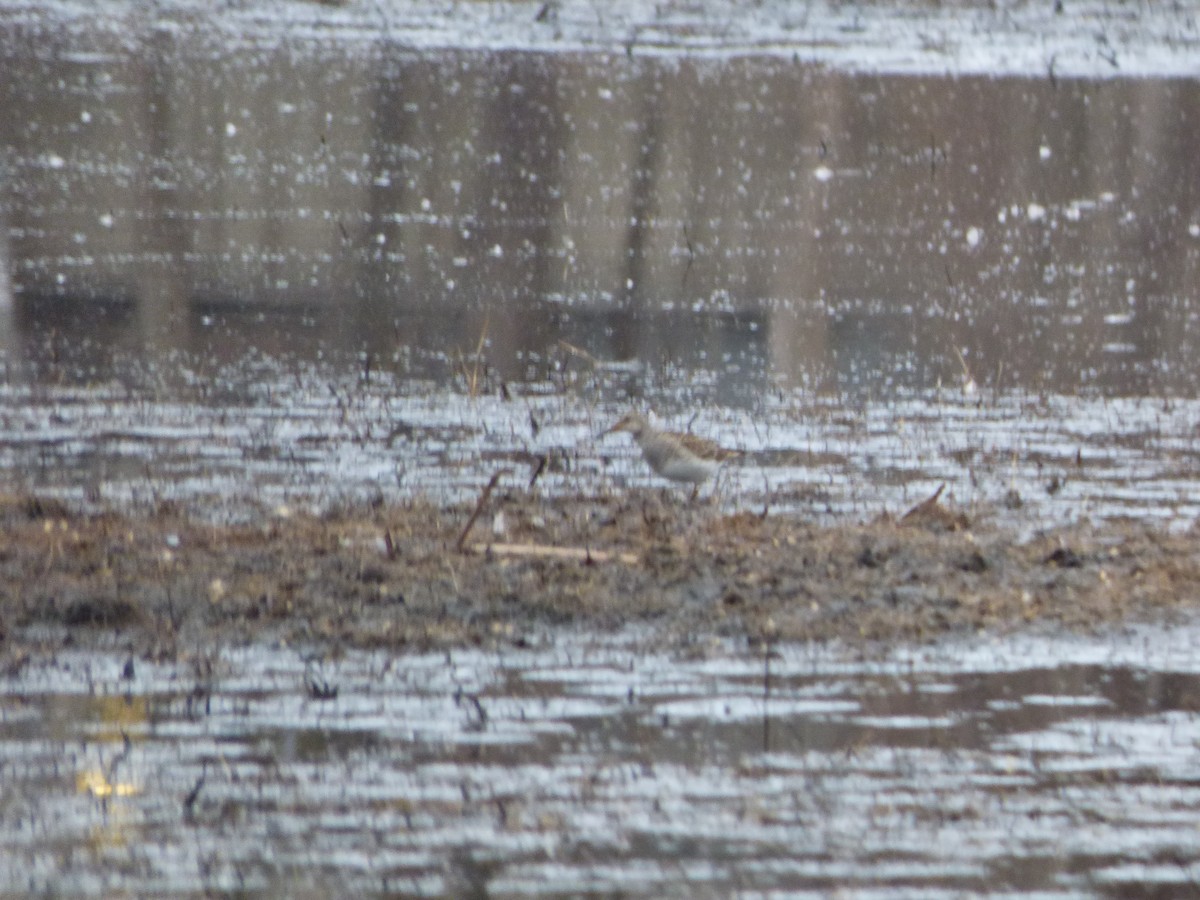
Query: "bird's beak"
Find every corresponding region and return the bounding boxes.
[599,415,635,439]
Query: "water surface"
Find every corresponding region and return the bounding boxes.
[2,21,1199,526]
[4,626,1200,896]
[3,5,1200,897]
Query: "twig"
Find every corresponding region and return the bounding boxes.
[953,346,977,394]
[528,454,547,489]
[470,542,638,565]
[557,339,601,367]
[456,470,508,552]
[457,316,490,397]
[182,764,206,819]
[762,630,772,754]
[681,223,695,289]
[901,483,945,521]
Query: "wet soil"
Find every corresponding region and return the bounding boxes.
[4,487,1198,661]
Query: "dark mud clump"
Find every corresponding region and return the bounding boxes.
[1,488,1198,659]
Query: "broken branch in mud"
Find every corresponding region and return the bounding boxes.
[899,482,969,530]
[456,469,509,552]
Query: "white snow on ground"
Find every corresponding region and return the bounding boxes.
[2,0,1197,77]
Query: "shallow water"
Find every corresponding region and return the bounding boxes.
[1,10,1199,527]
[3,6,1200,894]
[4,626,1200,897]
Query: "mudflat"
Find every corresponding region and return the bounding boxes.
[4,487,1197,660]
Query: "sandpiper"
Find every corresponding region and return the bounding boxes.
[602,411,738,492]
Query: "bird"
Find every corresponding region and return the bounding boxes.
[602,411,739,493]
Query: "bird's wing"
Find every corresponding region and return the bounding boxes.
[676,432,740,462]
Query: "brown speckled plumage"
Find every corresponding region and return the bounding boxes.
[603,412,737,486]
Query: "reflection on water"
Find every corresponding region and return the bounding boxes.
[1,16,1199,526]
[2,29,1199,397]
[3,15,1200,895]
[3,626,1200,896]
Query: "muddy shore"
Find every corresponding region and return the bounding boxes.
[3,487,1197,662]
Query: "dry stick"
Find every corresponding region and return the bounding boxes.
[472,315,489,389]
[901,482,946,521]
[556,339,600,367]
[456,316,491,397]
[681,223,695,289]
[528,454,547,489]
[953,346,975,391]
[456,470,508,553]
[471,543,638,565]
[761,630,772,755]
